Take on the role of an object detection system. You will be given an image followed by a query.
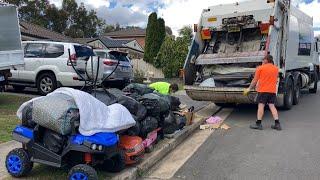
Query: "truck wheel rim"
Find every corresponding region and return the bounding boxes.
[40,77,53,93]
[7,155,22,174]
[70,172,88,180]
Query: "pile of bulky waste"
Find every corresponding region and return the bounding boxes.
[15,84,190,171]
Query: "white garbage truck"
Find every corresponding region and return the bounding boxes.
[0,3,24,91]
[183,0,320,109]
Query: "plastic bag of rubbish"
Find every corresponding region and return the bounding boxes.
[127,121,141,136]
[106,88,125,99]
[43,129,67,154]
[140,116,159,138]
[200,78,216,87]
[175,114,187,130]
[169,96,181,111]
[142,93,170,114]
[163,112,178,134]
[141,97,161,117]
[91,90,117,106]
[118,95,139,115]
[136,104,147,121]
[123,83,154,95]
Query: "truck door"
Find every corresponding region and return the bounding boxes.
[18,43,45,82]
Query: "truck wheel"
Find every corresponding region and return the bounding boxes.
[6,148,33,177]
[283,78,294,110]
[68,164,98,180]
[37,73,57,96]
[105,151,126,172]
[309,71,318,94]
[12,85,25,92]
[293,78,301,105]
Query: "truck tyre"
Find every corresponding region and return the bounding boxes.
[12,85,25,92]
[36,73,57,96]
[68,164,98,180]
[309,71,318,94]
[283,78,294,110]
[293,78,301,105]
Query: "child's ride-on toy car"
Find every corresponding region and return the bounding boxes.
[6,124,126,180]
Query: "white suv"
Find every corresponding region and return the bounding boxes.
[9,41,98,95]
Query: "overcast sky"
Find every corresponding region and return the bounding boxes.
[50,0,320,36]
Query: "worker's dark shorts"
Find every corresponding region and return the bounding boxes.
[256,93,276,105]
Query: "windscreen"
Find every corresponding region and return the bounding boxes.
[109,51,129,62]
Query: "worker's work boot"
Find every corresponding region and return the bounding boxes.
[250,123,263,130]
[271,123,282,131]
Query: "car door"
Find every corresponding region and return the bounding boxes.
[19,43,45,82]
[9,43,26,81]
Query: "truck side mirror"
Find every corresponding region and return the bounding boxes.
[194,24,198,33]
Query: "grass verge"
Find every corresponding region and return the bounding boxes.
[0,94,31,143]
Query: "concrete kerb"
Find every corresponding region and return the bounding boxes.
[110,104,221,180]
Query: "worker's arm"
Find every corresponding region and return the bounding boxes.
[244,68,260,95]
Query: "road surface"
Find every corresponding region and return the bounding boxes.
[146,88,320,180]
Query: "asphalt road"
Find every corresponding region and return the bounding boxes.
[174,89,320,180]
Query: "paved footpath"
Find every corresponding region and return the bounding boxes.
[172,89,320,180]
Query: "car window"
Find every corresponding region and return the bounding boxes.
[109,52,129,62]
[74,45,94,57]
[25,43,45,58]
[44,44,64,58]
[94,51,107,58]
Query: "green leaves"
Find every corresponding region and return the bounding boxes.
[144,12,166,65]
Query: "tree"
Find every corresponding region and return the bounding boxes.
[165,26,173,35]
[144,13,166,64]
[45,5,68,33]
[156,26,192,78]
[179,26,193,42]
[144,12,159,63]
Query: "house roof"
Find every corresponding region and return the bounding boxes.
[104,28,146,37]
[90,37,133,48]
[20,21,75,42]
[75,38,96,45]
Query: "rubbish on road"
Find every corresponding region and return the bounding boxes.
[163,112,179,135]
[119,135,144,165]
[200,124,219,130]
[123,83,154,95]
[221,124,230,130]
[199,77,216,87]
[206,116,222,125]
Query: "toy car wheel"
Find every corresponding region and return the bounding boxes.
[68,164,98,180]
[145,145,154,153]
[6,148,33,177]
[106,151,126,173]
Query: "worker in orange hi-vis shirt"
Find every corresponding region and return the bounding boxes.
[243,55,281,131]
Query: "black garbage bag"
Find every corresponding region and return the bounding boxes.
[163,112,178,134]
[106,88,125,99]
[127,121,141,136]
[123,83,154,95]
[43,129,67,154]
[142,93,170,115]
[175,114,187,130]
[169,96,181,111]
[128,93,143,101]
[140,116,158,138]
[118,95,139,115]
[141,98,161,117]
[91,89,117,106]
[136,104,147,121]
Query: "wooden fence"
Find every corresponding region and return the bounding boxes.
[131,59,165,79]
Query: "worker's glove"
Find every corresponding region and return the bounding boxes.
[243,88,250,96]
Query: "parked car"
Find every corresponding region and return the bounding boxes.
[94,49,133,88]
[8,41,99,95]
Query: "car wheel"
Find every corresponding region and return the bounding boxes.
[68,164,98,180]
[12,85,25,92]
[6,148,33,177]
[37,73,57,96]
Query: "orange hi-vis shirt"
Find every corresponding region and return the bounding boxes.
[254,63,279,93]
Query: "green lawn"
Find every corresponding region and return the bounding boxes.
[0,94,31,143]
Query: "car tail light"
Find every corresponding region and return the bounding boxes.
[68,54,77,66]
[103,59,117,66]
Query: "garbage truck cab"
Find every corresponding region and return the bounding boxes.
[184,0,319,110]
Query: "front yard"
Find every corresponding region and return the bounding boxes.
[0,94,30,143]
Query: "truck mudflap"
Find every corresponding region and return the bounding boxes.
[185,85,284,106]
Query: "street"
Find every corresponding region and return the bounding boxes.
[145,88,320,180]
